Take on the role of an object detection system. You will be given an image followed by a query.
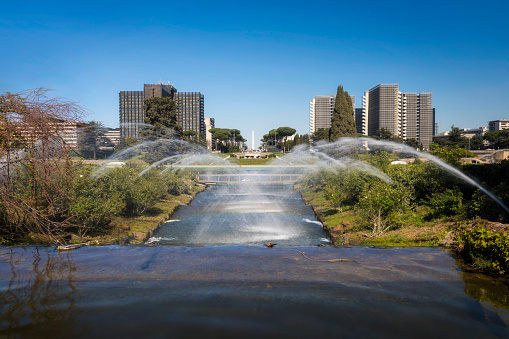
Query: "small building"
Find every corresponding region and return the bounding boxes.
[488,119,509,132]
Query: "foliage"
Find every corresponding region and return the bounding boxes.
[210,128,245,152]
[375,128,393,140]
[366,150,391,172]
[448,125,467,147]
[262,127,296,152]
[69,166,125,230]
[183,130,197,143]
[77,121,112,160]
[469,135,484,150]
[357,181,411,235]
[457,227,509,275]
[330,85,356,140]
[114,136,138,152]
[69,166,199,231]
[427,189,463,218]
[323,170,373,209]
[0,89,85,242]
[276,126,296,153]
[164,169,198,195]
[312,128,330,142]
[142,97,182,139]
[484,129,509,149]
[430,142,466,167]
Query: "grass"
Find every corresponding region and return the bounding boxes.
[229,158,274,165]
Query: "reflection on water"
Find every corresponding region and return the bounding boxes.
[462,270,509,309]
[0,247,82,336]
[1,245,508,338]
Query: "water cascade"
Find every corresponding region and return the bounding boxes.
[91,127,508,246]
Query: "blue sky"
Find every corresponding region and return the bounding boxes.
[1,1,508,148]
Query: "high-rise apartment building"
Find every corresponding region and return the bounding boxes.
[361,84,434,148]
[119,83,204,140]
[355,108,363,134]
[309,94,355,134]
[174,92,205,136]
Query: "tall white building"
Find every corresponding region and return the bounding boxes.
[361,84,433,148]
[309,94,355,134]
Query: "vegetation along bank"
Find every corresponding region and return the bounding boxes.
[296,151,509,275]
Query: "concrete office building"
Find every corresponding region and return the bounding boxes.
[174,92,205,136]
[119,83,204,139]
[309,94,355,134]
[361,84,434,148]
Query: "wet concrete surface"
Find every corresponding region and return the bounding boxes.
[1,245,508,338]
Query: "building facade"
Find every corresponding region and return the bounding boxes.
[119,83,205,140]
[174,92,205,136]
[119,91,145,139]
[488,119,509,131]
[361,84,434,148]
[309,94,355,134]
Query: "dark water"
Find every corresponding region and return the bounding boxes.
[150,185,330,246]
[1,245,508,338]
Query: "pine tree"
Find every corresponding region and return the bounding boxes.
[330,85,356,141]
[141,97,182,139]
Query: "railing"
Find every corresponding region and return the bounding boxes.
[198,172,302,185]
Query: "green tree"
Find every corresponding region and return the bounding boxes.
[276,127,296,153]
[375,128,393,140]
[484,129,509,149]
[469,135,484,150]
[78,121,110,159]
[115,136,138,152]
[448,125,467,147]
[430,142,465,167]
[312,128,330,142]
[209,128,244,152]
[183,130,196,141]
[142,97,182,139]
[330,85,356,140]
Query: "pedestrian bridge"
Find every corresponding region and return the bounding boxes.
[198,172,302,185]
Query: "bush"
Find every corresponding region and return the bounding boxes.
[69,166,125,230]
[164,170,198,196]
[357,181,411,235]
[427,188,463,218]
[323,170,373,209]
[457,227,509,275]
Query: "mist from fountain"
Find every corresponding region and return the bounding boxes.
[90,125,508,245]
[271,137,509,214]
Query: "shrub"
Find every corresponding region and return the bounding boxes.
[427,188,463,218]
[164,170,198,196]
[69,166,125,230]
[357,181,411,235]
[457,227,509,275]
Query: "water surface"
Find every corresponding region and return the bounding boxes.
[1,245,508,338]
[150,185,329,246]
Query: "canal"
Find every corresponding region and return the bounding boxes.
[1,183,509,338]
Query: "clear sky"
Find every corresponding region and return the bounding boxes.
[1,0,508,148]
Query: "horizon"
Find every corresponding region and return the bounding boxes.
[1,1,508,149]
